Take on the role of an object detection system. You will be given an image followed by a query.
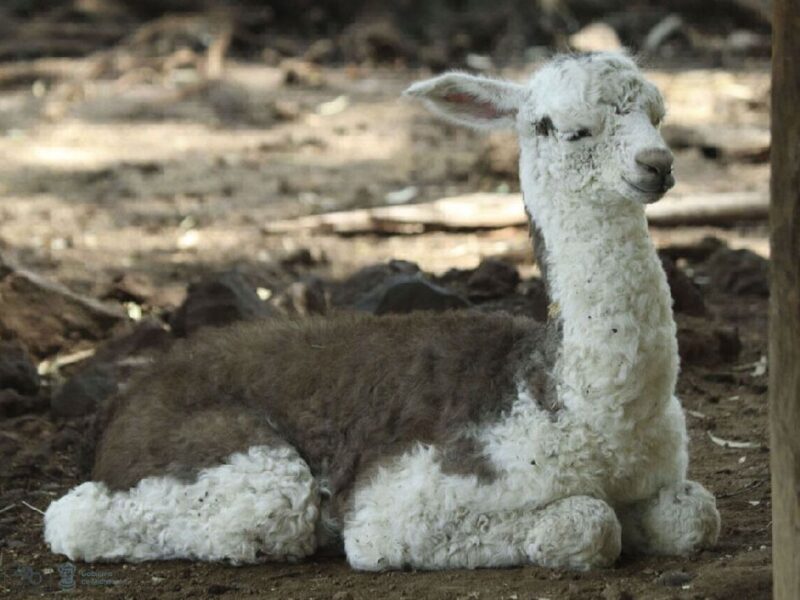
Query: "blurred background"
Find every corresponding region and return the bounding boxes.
[0,2,776,598]
[0,0,771,290]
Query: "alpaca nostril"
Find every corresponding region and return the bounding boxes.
[635,148,674,177]
[642,164,658,175]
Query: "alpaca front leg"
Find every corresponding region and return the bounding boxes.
[618,480,720,556]
[344,495,621,571]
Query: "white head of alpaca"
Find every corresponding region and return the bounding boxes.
[405,52,674,206]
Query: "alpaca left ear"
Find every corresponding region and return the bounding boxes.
[404,72,526,130]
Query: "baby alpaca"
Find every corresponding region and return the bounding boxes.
[45,52,719,571]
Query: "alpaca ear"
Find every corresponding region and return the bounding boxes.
[403,72,526,130]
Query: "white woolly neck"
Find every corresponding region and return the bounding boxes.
[521,161,678,419]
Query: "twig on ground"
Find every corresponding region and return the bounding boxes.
[21,501,45,516]
[717,478,765,499]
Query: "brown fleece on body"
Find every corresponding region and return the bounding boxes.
[93,311,558,519]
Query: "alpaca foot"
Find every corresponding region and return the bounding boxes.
[526,495,622,570]
[619,480,720,556]
[344,493,620,571]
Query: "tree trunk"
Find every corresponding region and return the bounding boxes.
[769,1,800,598]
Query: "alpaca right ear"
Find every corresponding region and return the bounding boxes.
[403,72,526,131]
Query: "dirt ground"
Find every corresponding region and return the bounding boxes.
[0,20,775,600]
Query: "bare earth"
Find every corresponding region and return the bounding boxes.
[0,57,772,599]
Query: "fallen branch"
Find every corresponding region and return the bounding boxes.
[645,191,768,226]
[264,191,769,235]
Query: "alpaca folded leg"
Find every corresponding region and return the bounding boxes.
[526,495,622,570]
[618,480,720,556]
[45,445,319,564]
[344,495,621,571]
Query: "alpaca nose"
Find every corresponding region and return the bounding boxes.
[635,148,673,176]
[635,148,674,190]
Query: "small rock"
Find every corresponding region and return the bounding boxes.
[656,570,694,587]
[706,247,769,297]
[332,261,420,308]
[467,259,520,300]
[0,389,48,419]
[52,363,117,418]
[357,275,470,315]
[170,271,278,337]
[0,341,40,395]
[569,22,623,52]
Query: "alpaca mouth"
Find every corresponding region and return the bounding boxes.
[622,178,670,202]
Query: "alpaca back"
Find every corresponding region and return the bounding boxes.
[93,311,547,512]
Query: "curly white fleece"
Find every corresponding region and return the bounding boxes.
[45,446,319,563]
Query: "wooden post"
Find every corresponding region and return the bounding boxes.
[769,1,800,598]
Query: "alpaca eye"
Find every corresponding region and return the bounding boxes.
[614,104,629,116]
[534,116,554,136]
[565,128,591,142]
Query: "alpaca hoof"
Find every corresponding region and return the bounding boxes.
[526,496,622,570]
[622,481,720,556]
[44,482,114,562]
